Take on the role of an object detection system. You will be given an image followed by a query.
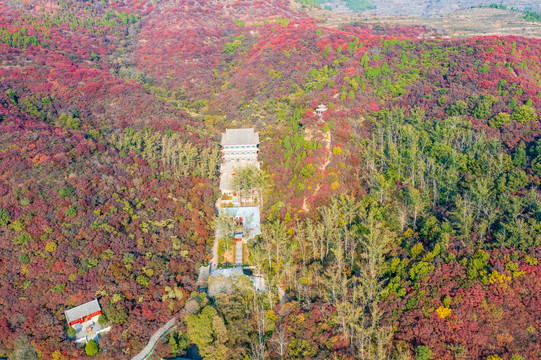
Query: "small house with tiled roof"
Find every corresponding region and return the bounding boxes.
[65,299,110,344]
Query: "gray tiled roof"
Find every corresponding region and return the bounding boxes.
[221,128,259,146]
[65,299,101,324]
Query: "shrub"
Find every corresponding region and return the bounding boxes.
[436,305,452,318]
[9,218,25,232]
[106,305,128,324]
[489,112,511,128]
[136,274,149,287]
[85,339,99,356]
[223,39,242,54]
[411,243,424,257]
[5,89,18,104]
[472,99,493,119]
[14,232,31,245]
[0,208,10,227]
[512,105,538,123]
[45,242,57,253]
[446,100,467,116]
[437,96,447,106]
[18,254,30,264]
[67,327,76,338]
[65,206,77,217]
[57,113,81,130]
[477,65,490,73]
[51,283,66,293]
[58,186,74,197]
[415,345,433,360]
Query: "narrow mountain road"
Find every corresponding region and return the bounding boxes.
[130,317,176,360]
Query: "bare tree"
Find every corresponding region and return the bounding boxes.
[335,211,395,360]
[270,324,289,359]
[215,208,236,252]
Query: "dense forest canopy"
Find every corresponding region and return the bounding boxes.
[0,0,540,359]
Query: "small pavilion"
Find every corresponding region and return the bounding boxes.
[315,104,328,116]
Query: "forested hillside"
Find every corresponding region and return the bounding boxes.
[0,0,541,359]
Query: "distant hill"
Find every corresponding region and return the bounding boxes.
[365,0,541,16]
[298,0,541,16]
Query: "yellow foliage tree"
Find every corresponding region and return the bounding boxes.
[435,305,452,319]
[45,241,57,252]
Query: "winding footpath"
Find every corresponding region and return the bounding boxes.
[302,130,332,212]
[130,318,176,360]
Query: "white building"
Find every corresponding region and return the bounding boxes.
[220,128,259,165]
[219,128,260,204]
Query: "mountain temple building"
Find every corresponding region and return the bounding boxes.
[65,299,111,344]
[219,128,260,205]
[216,127,262,272]
[220,128,260,165]
[65,299,101,328]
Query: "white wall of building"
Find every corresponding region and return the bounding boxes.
[221,144,259,163]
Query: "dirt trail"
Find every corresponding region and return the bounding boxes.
[302,129,332,212]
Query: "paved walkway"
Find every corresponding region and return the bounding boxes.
[131,318,176,360]
[235,241,243,267]
[211,197,221,271]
